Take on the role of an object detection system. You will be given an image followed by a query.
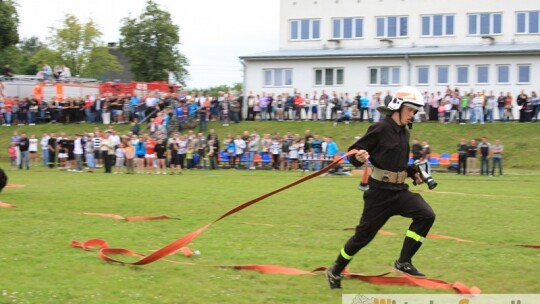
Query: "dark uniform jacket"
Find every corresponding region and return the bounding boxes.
[347,116,416,190]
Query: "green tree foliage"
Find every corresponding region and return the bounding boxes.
[119,0,189,85]
[48,14,121,78]
[0,0,19,51]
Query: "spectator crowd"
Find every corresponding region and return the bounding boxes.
[0,82,539,128]
[7,128,341,175]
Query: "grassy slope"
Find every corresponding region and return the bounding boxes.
[0,120,538,169]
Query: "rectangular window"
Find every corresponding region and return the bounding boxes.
[284,70,293,86]
[477,66,489,84]
[417,67,429,84]
[369,66,401,85]
[332,17,364,39]
[376,16,408,38]
[263,69,293,87]
[314,68,344,86]
[518,65,530,83]
[445,15,454,35]
[497,65,510,84]
[468,13,503,35]
[289,19,321,40]
[516,11,540,34]
[437,66,449,84]
[421,14,455,37]
[457,66,469,84]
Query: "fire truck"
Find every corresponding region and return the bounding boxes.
[2,76,182,103]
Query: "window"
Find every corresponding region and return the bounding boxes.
[417,67,429,84]
[497,65,510,84]
[517,11,540,34]
[476,66,489,84]
[436,66,449,84]
[518,65,531,83]
[468,13,502,35]
[263,69,293,87]
[290,19,321,40]
[456,66,469,84]
[332,17,364,39]
[421,14,455,36]
[376,16,408,38]
[369,67,401,85]
[314,68,344,86]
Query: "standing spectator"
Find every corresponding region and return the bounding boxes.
[245,92,255,121]
[246,131,260,170]
[531,91,540,122]
[478,137,491,176]
[491,139,504,176]
[28,134,38,166]
[40,133,50,166]
[311,134,323,171]
[11,131,21,165]
[145,136,157,174]
[496,92,506,122]
[504,92,514,121]
[269,136,281,170]
[485,91,496,123]
[124,140,135,174]
[466,139,478,175]
[101,132,114,173]
[134,135,146,174]
[85,133,96,173]
[155,138,167,174]
[223,133,235,168]
[359,92,370,122]
[114,143,126,174]
[456,138,468,175]
[47,132,57,168]
[230,95,241,124]
[73,134,84,172]
[18,133,30,170]
[472,93,485,124]
[516,90,528,122]
[232,134,246,169]
[8,143,17,169]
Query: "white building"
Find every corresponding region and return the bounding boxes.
[240,0,540,104]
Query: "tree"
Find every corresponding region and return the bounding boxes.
[49,14,121,78]
[0,0,19,51]
[119,0,189,85]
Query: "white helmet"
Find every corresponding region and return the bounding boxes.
[378,86,424,114]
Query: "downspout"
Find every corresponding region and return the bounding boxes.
[239,58,248,119]
[404,54,411,86]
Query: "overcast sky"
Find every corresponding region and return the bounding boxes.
[16,0,280,89]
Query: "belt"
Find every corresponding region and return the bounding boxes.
[371,167,407,184]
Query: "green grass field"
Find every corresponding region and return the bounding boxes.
[0,121,539,303]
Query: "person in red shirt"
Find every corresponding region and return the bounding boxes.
[3,97,13,126]
[293,92,304,121]
[144,135,157,174]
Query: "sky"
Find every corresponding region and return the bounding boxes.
[15,0,280,89]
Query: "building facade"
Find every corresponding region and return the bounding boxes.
[240,0,540,104]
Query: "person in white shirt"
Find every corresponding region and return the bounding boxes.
[40,133,50,166]
[28,134,39,166]
[73,134,84,172]
[233,135,246,169]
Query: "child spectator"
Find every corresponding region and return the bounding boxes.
[114,143,126,174]
[8,143,17,169]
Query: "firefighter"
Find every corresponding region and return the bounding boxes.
[325,86,436,289]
